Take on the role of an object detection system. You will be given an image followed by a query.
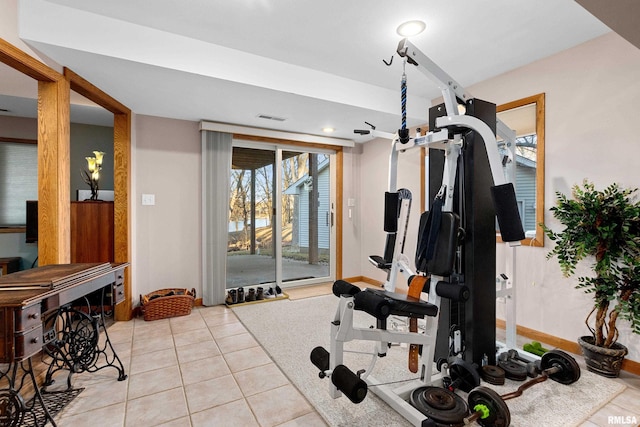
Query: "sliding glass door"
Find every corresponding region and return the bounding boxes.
[226,142,335,290]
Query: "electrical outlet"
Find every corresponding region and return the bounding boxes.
[142,194,155,206]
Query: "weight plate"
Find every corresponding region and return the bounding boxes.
[448,358,481,392]
[497,360,527,381]
[410,386,469,424]
[481,365,505,385]
[540,349,581,385]
[468,386,511,427]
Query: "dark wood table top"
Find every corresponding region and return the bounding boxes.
[0,263,128,308]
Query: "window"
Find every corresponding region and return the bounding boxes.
[0,141,37,226]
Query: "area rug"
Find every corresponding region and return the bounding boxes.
[24,388,84,426]
[233,295,626,427]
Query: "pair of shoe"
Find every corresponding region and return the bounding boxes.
[226,289,237,305]
[226,287,247,305]
[264,286,283,299]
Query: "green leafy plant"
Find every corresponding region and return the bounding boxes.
[543,180,640,348]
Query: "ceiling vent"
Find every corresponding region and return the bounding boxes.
[257,114,286,122]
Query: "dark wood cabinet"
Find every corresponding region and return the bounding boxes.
[71,201,114,263]
[0,257,20,276]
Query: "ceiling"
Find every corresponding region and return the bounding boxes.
[1,0,614,142]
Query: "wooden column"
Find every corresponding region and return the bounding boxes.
[37,78,71,265]
[113,112,131,320]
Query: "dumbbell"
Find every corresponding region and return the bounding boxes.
[498,349,541,379]
[464,350,581,427]
[523,341,549,356]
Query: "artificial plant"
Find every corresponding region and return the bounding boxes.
[543,180,640,348]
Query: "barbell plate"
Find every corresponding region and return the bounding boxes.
[448,358,481,392]
[468,386,511,427]
[481,365,506,385]
[540,349,581,385]
[498,360,527,381]
[409,386,469,424]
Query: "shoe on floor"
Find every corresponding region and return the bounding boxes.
[264,287,276,299]
[275,285,284,297]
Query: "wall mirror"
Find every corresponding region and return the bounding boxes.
[496,93,545,247]
[420,93,545,247]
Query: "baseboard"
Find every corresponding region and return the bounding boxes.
[344,275,383,286]
[496,318,640,376]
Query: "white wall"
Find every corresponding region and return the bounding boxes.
[471,32,640,363]
[359,131,423,291]
[0,0,62,72]
[133,115,201,303]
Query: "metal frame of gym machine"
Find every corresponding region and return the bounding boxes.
[386,38,524,363]
[319,39,526,426]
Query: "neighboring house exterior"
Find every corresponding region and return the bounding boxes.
[284,158,330,250]
[511,155,537,234]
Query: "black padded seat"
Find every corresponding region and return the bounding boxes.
[363,288,438,318]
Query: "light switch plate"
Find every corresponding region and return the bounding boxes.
[142,194,155,206]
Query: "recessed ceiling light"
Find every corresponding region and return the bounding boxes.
[322,127,335,133]
[396,20,426,37]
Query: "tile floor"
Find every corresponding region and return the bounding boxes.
[48,301,640,427]
[55,304,327,427]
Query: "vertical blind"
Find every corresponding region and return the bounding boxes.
[0,142,37,226]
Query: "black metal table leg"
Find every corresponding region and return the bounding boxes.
[43,285,127,390]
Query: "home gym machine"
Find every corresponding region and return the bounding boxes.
[310,38,582,426]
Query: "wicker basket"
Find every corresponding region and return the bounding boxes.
[140,288,196,321]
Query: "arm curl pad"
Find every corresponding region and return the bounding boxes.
[354,289,391,319]
[333,280,361,298]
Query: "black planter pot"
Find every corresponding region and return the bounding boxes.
[578,335,628,378]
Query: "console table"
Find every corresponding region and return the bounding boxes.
[0,262,129,426]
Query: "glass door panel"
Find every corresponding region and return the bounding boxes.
[226,146,276,289]
[280,151,330,286]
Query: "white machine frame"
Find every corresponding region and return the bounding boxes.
[321,39,527,426]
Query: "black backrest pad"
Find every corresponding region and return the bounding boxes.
[491,183,525,242]
[384,192,399,232]
[416,211,459,276]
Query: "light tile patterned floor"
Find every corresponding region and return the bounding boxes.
[55,305,327,427]
[51,303,640,426]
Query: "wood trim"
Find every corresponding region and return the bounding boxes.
[113,112,132,320]
[0,37,60,82]
[233,133,344,151]
[0,38,68,266]
[357,276,384,287]
[0,137,37,144]
[0,227,25,234]
[495,319,640,375]
[533,93,546,247]
[64,68,132,321]
[63,68,130,115]
[37,78,71,265]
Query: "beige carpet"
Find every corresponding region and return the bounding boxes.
[233,295,626,427]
